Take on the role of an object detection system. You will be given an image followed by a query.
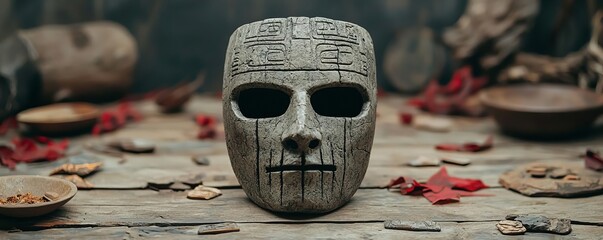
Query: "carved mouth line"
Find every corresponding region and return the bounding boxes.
[266,165,336,173]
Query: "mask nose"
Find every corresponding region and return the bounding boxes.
[281,91,321,154]
[282,133,321,153]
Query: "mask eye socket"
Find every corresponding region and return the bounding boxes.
[311,86,366,117]
[236,88,290,118]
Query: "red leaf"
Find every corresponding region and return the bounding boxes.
[399,113,413,125]
[435,136,493,153]
[195,114,217,127]
[91,102,143,135]
[197,127,217,140]
[387,167,488,204]
[1,137,69,169]
[585,149,603,171]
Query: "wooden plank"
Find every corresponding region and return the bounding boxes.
[0,188,601,230]
[2,222,602,239]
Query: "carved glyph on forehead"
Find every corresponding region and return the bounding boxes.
[226,17,372,79]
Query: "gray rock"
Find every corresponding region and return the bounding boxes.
[496,220,526,235]
[192,155,210,166]
[223,17,376,213]
[384,220,441,232]
[197,222,239,235]
[506,214,572,235]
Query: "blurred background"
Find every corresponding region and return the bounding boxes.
[0,0,597,89]
[0,0,601,119]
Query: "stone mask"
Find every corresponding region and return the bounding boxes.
[223,17,376,213]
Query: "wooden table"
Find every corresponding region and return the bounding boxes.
[1,95,602,239]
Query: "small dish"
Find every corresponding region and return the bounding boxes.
[479,84,603,138]
[17,102,100,135]
[0,175,78,218]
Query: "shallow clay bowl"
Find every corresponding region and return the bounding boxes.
[0,175,77,218]
[17,102,100,135]
[480,84,603,138]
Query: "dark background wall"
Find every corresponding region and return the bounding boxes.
[0,0,596,93]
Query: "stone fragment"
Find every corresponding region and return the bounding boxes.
[506,214,572,235]
[198,222,239,235]
[407,156,441,167]
[187,185,222,200]
[43,191,60,201]
[383,220,441,232]
[441,157,471,166]
[563,175,580,181]
[549,168,570,179]
[109,139,155,153]
[496,220,526,235]
[169,182,191,191]
[412,115,453,132]
[192,155,210,166]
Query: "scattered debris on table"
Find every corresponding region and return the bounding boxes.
[54,175,94,189]
[499,162,603,197]
[506,214,572,235]
[384,220,441,232]
[0,137,69,170]
[49,162,103,177]
[496,220,526,235]
[192,155,210,165]
[108,139,155,154]
[441,157,471,166]
[197,222,240,235]
[92,102,143,135]
[407,156,440,167]
[195,114,218,140]
[187,185,222,200]
[407,66,488,116]
[435,135,493,152]
[411,115,453,132]
[0,193,49,204]
[387,167,489,204]
[585,149,603,171]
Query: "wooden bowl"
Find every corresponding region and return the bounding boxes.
[17,103,100,135]
[479,84,603,138]
[0,175,77,218]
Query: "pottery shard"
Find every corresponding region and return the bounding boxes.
[506,214,572,235]
[109,139,155,153]
[496,220,526,235]
[55,175,94,189]
[384,220,441,232]
[407,156,441,167]
[499,162,603,197]
[187,185,222,200]
[198,222,240,235]
[49,162,103,177]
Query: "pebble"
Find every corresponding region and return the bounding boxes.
[506,214,572,235]
[407,156,441,167]
[384,220,441,232]
[198,222,240,235]
[527,167,547,178]
[109,139,155,153]
[187,185,222,200]
[549,168,570,179]
[192,155,210,166]
[496,220,526,235]
[441,157,472,166]
[412,116,453,132]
